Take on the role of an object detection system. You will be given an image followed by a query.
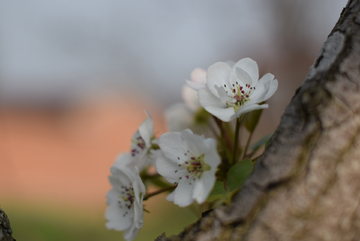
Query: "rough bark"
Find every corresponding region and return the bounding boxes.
[0,209,15,241]
[157,0,360,240]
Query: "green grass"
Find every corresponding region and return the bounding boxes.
[2,195,197,241]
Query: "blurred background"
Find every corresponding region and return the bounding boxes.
[0,0,347,240]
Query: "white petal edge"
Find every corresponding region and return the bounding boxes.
[262,79,278,102]
[166,190,175,202]
[181,129,207,157]
[233,103,269,119]
[258,73,274,84]
[247,82,267,105]
[206,62,232,98]
[105,189,133,230]
[185,80,206,91]
[138,111,154,148]
[193,171,215,204]
[113,153,133,169]
[182,85,201,111]
[123,224,139,241]
[156,155,187,183]
[198,88,226,109]
[191,68,207,84]
[159,132,187,162]
[204,105,235,122]
[233,58,259,86]
[173,179,195,207]
[234,67,252,86]
[203,139,221,170]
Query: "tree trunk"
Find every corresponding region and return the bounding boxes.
[0,209,15,241]
[157,0,360,240]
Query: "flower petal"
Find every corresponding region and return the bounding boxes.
[166,190,175,202]
[233,58,259,86]
[204,106,235,122]
[113,153,133,169]
[234,103,269,119]
[234,67,252,86]
[173,179,195,207]
[109,171,131,192]
[258,73,274,84]
[185,80,206,91]
[198,88,226,108]
[215,85,230,103]
[132,196,144,229]
[156,155,187,183]
[247,82,267,105]
[191,68,207,84]
[105,189,133,230]
[159,132,187,162]
[138,111,154,148]
[193,171,216,204]
[182,85,201,111]
[206,62,232,97]
[123,224,140,241]
[203,139,221,170]
[262,79,278,102]
[181,129,207,156]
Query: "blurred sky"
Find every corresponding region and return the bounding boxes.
[0,0,348,108]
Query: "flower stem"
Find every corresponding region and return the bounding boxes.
[208,119,220,140]
[232,117,241,165]
[143,185,176,201]
[242,131,254,160]
[213,116,232,151]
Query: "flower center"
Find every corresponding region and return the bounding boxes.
[118,184,135,217]
[174,153,211,185]
[223,82,255,112]
[131,135,146,157]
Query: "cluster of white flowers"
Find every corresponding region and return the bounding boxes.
[105,57,278,241]
[198,58,278,122]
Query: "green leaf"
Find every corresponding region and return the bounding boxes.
[207,181,228,202]
[244,109,263,133]
[225,159,253,192]
[249,132,274,153]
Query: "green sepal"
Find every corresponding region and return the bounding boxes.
[225,159,253,192]
[244,109,263,133]
[150,143,160,150]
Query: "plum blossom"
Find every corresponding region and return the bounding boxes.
[105,162,146,241]
[156,129,220,207]
[127,112,160,170]
[198,58,278,122]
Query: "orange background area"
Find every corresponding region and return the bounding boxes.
[0,97,166,209]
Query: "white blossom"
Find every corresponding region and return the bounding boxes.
[165,68,208,132]
[156,129,220,207]
[198,58,278,122]
[129,112,160,170]
[105,162,145,241]
[164,103,195,132]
